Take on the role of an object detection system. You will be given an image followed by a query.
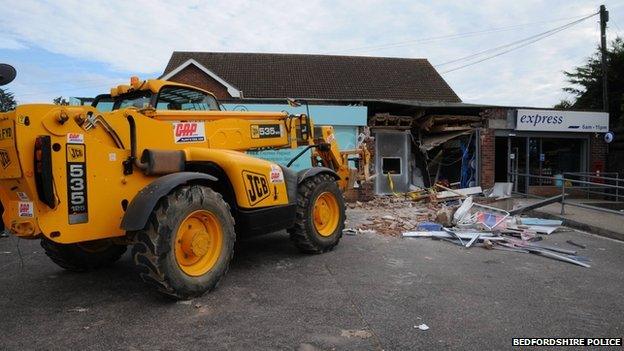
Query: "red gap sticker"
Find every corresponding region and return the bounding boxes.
[173,122,206,143]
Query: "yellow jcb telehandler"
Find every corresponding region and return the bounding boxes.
[0,69,369,299]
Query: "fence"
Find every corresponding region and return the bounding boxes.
[563,172,620,202]
[508,172,624,216]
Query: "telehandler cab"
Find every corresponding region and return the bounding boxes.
[0,71,369,299]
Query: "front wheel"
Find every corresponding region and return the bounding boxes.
[131,185,235,299]
[288,173,346,254]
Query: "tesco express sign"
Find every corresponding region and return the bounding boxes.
[516,109,609,132]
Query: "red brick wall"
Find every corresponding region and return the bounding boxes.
[479,128,495,189]
[479,108,507,189]
[167,65,232,100]
[589,133,607,172]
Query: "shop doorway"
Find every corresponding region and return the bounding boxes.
[509,137,528,193]
[494,137,508,182]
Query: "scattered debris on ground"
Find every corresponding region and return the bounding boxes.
[566,240,586,249]
[68,307,89,313]
[343,228,358,236]
[415,324,429,331]
[346,182,485,236]
[401,194,590,268]
[347,196,439,236]
[346,182,589,268]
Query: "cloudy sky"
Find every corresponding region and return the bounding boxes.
[1,0,623,107]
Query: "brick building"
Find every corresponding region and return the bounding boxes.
[161,52,610,196]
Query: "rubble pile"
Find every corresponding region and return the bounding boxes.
[344,183,590,268]
[347,196,443,236]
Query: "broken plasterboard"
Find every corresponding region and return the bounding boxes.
[519,218,563,226]
[402,231,506,240]
[436,186,482,199]
[419,130,472,152]
[487,182,513,199]
[507,224,559,235]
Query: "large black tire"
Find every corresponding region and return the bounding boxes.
[131,185,235,300]
[40,238,127,272]
[288,173,345,254]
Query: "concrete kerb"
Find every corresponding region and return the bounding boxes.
[527,209,624,242]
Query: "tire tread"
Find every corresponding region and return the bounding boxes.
[130,185,235,299]
[288,173,345,254]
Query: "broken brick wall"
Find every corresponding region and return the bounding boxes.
[479,108,507,189]
[479,128,495,189]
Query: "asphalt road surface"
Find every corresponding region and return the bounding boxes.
[1,211,623,350]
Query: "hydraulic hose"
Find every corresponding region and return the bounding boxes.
[126,115,148,171]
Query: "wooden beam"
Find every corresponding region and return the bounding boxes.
[428,125,472,133]
[419,116,435,131]
[429,114,482,123]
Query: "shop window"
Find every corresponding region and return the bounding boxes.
[542,138,582,174]
[529,137,584,185]
[382,158,402,175]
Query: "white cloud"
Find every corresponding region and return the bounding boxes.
[0,36,26,50]
[11,72,129,104]
[0,0,621,106]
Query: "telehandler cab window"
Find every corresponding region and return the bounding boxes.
[92,86,218,112]
[119,90,152,109]
[92,91,152,111]
[93,96,114,112]
[156,87,219,111]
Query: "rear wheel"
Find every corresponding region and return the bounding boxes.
[40,238,127,272]
[131,185,235,299]
[288,173,345,253]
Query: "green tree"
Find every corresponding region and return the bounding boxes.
[0,88,16,112]
[556,36,624,126]
[53,96,69,105]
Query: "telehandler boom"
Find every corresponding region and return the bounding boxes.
[0,74,369,299]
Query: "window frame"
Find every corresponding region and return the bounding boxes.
[381,157,402,175]
[154,85,221,111]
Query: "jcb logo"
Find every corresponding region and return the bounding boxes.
[67,145,85,162]
[70,148,83,159]
[175,123,198,137]
[0,127,12,140]
[242,170,270,205]
[0,149,10,169]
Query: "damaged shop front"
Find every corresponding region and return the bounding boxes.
[363,100,487,195]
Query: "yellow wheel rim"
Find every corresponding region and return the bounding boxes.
[174,210,223,277]
[313,192,340,237]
